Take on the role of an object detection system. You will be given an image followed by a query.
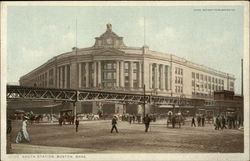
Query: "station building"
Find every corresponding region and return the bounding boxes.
[19,24,235,115]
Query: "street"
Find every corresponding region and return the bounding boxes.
[8,119,244,153]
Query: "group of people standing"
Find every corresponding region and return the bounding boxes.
[191,115,206,127]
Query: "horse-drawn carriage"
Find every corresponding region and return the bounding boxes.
[166,111,185,128]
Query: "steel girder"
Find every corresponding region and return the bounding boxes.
[6,85,242,108]
[7,85,77,102]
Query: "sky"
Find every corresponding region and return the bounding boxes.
[6,5,244,94]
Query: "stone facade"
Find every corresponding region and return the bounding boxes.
[19,24,235,115]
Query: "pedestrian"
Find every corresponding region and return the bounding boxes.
[129,115,132,124]
[111,116,118,133]
[197,115,201,127]
[215,115,221,130]
[143,114,151,132]
[7,116,12,153]
[191,116,196,127]
[221,116,227,130]
[201,115,205,127]
[15,117,31,143]
[172,115,176,128]
[75,117,79,132]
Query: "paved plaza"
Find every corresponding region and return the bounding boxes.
[8,119,243,154]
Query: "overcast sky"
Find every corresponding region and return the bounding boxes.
[6,5,244,94]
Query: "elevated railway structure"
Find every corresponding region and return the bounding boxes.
[7,85,242,108]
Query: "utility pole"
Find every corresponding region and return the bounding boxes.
[143,84,146,117]
[241,59,243,97]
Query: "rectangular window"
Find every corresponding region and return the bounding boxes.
[208,76,211,82]
[192,80,195,87]
[107,72,112,79]
[196,73,199,79]
[125,62,129,70]
[192,72,195,79]
[201,74,203,80]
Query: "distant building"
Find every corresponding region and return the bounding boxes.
[19,24,235,115]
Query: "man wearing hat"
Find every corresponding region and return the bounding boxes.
[111,116,118,133]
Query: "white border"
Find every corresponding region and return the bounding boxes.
[1,1,249,161]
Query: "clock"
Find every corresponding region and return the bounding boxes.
[106,38,113,44]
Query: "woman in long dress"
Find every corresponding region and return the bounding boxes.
[15,118,30,143]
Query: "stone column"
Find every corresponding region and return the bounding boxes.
[162,65,166,90]
[69,63,77,89]
[85,62,89,88]
[56,67,59,88]
[46,71,49,88]
[53,67,56,88]
[116,61,120,87]
[129,61,134,88]
[149,64,152,89]
[120,61,124,87]
[138,62,142,88]
[78,63,82,88]
[60,66,63,88]
[64,65,68,88]
[155,64,159,89]
[93,62,97,87]
[98,61,102,87]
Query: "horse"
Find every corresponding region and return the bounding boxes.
[167,114,185,128]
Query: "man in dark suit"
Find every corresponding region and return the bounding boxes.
[111,116,118,133]
[75,117,79,132]
[143,114,151,132]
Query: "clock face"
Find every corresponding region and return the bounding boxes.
[106,38,113,44]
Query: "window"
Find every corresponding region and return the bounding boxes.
[192,80,195,87]
[192,72,195,79]
[107,72,112,79]
[133,72,137,80]
[212,77,214,83]
[196,73,199,79]
[107,63,112,69]
[201,74,203,80]
[125,62,129,70]
[208,76,211,82]
[133,62,137,69]
[205,75,207,81]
